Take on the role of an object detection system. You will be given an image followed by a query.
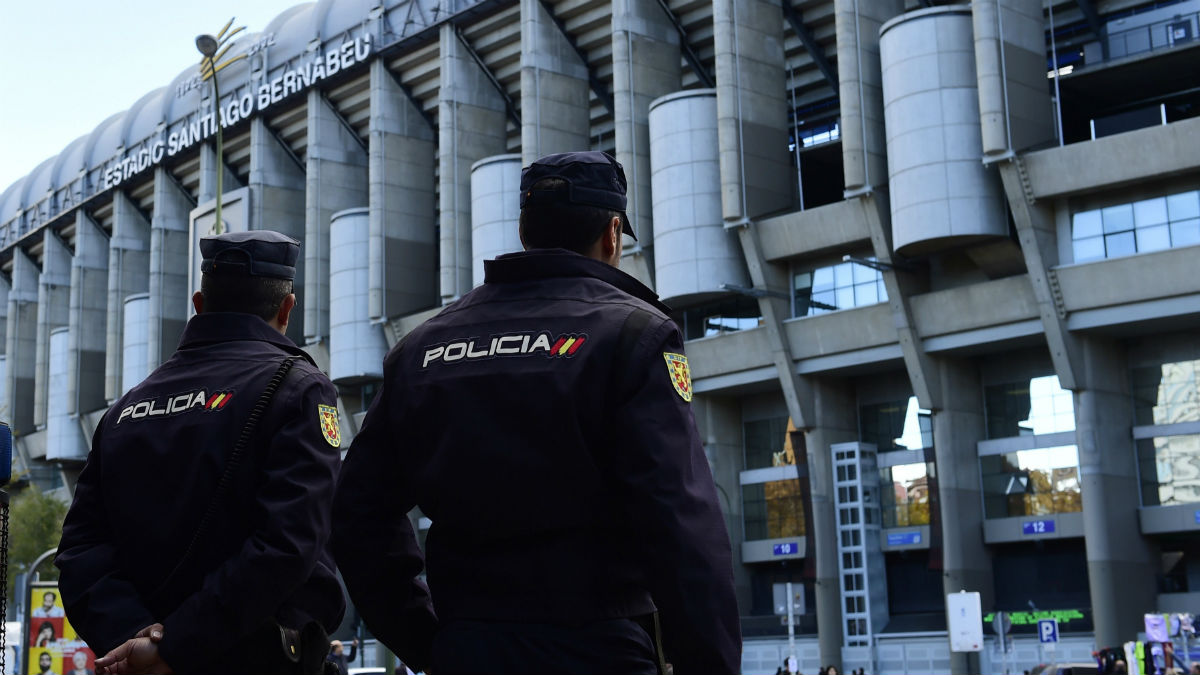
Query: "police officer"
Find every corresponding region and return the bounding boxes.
[56,231,345,674]
[332,151,741,674]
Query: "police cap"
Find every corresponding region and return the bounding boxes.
[520,151,636,239]
[200,230,300,280]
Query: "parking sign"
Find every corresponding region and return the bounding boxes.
[1038,618,1060,644]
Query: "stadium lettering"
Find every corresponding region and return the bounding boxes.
[104,35,372,189]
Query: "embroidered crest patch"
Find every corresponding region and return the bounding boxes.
[318,404,341,448]
[663,352,692,402]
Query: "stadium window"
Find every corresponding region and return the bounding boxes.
[1072,189,1200,262]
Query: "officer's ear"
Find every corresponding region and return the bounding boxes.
[192,291,205,314]
[273,293,297,333]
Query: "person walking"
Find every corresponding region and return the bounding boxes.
[332,151,740,675]
[56,230,345,674]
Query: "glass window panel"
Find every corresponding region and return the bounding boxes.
[812,291,836,314]
[1168,191,1200,222]
[741,479,806,540]
[878,279,888,302]
[1170,219,1200,247]
[744,417,795,470]
[1136,224,1171,252]
[1072,210,1103,239]
[852,261,877,284]
[1072,235,1106,262]
[1102,204,1135,233]
[835,286,855,311]
[985,375,1074,438]
[1132,360,1200,425]
[794,271,814,291]
[1137,435,1200,507]
[880,462,932,528]
[1133,197,1169,226]
[833,262,854,288]
[855,282,879,306]
[1104,231,1136,257]
[812,267,835,292]
[980,445,1082,519]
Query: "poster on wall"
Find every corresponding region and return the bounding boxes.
[25,583,95,675]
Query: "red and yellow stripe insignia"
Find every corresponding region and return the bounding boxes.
[205,392,233,409]
[551,335,586,357]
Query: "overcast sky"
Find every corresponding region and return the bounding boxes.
[0,0,305,193]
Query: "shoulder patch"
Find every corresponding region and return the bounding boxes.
[318,404,341,448]
[663,352,692,403]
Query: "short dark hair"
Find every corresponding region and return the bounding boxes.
[519,178,625,255]
[201,272,293,321]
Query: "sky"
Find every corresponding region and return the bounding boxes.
[0,0,307,193]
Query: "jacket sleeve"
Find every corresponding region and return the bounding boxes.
[608,317,742,675]
[153,372,344,671]
[332,348,438,672]
[56,417,159,654]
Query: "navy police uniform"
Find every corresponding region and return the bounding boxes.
[332,152,741,675]
[57,231,345,673]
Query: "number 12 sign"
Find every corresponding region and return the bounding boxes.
[1023,519,1056,535]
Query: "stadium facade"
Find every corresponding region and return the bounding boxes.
[2,0,1199,672]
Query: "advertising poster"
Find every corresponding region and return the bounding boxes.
[25,583,94,675]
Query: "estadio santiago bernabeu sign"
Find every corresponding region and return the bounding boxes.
[101,33,373,191]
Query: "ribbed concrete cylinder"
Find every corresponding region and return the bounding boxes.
[122,293,150,394]
[46,327,86,460]
[648,90,749,305]
[880,6,1008,256]
[470,155,522,287]
[330,208,387,384]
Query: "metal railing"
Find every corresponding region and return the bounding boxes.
[1104,9,1200,62]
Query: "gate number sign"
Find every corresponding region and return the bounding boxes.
[1022,519,1056,535]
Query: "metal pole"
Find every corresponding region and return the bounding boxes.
[209,55,224,235]
[787,581,797,673]
[1048,2,1065,146]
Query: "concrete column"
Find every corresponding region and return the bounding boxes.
[611,0,681,286]
[693,393,753,608]
[198,142,241,204]
[520,0,592,165]
[5,249,38,434]
[1075,338,1157,648]
[713,0,792,221]
[306,91,369,343]
[368,59,437,320]
[972,0,1055,157]
[249,117,307,343]
[439,24,508,303]
[835,0,902,193]
[932,358,991,675]
[804,377,856,672]
[106,191,151,401]
[67,211,109,417]
[148,167,194,367]
[0,276,7,354]
[33,230,72,428]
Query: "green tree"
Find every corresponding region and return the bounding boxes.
[7,488,68,598]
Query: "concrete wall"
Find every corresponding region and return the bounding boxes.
[67,211,109,416]
[106,191,150,401]
[439,23,509,303]
[306,92,369,343]
[368,58,437,320]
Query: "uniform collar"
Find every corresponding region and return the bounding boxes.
[483,249,673,314]
[178,312,317,366]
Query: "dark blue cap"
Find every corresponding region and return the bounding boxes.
[520,151,636,239]
[200,230,299,280]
